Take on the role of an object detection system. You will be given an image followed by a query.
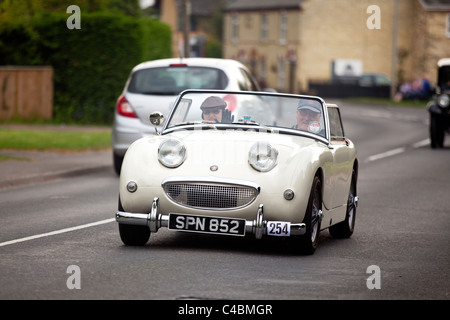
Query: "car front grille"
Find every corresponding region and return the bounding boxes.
[163,181,259,210]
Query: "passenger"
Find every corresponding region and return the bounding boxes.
[200,96,233,123]
[293,100,324,135]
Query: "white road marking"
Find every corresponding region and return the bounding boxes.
[365,147,406,163]
[0,218,115,247]
[365,138,430,163]
[412,139,430,149]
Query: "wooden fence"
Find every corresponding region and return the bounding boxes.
[0,66,53,121]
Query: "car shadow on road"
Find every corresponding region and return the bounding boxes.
[118,229,339,257]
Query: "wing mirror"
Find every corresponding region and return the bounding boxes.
[149,111,164,135]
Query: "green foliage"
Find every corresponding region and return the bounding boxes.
[0,0,141,21]
[0,6,171,124]
[206,38,222,58]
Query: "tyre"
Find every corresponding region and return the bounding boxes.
[430,114,444,149]
[119,223,150,246]
[118,197,150,246]
[113,152,124,175]
[329,170,357,238]
[290,176,322,255]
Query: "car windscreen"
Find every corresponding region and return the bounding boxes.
[127,67,229,95]
[438,66,450,90]
[166,91,327,138]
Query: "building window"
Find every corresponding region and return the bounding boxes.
[278,58,286,91]
[446,13,450,38]
[261,13,268,42]
[279,12,287,45]
[232,14,239,43]
[260,59,266,82]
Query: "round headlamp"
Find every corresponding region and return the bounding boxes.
[158,139,186,168]
[248,141,278,172]
[438,94,450,108]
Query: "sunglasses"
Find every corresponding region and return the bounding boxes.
[203,109,222,115]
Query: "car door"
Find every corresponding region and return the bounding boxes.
[328,106,352,209]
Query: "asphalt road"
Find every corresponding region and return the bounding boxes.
[0,101,449,301]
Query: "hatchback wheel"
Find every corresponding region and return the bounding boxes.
[113,152,124,175]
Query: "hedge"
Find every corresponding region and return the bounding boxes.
[0,12,171,124]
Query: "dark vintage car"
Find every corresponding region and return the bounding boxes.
[428,58,450,148]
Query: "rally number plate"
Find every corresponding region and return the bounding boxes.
[266,221,291,237]
[168,213,246,236]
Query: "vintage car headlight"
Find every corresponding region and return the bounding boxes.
[437,94,450,108]
[248,141,278,172]
[158,139,186,168]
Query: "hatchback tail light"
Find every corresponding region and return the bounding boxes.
[117,95,137,118]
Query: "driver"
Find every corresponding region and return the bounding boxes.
[200,96,233,123]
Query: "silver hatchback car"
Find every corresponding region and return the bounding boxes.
[112,58,260,174]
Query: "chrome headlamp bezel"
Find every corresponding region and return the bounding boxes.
[437,94,450,108]
[158,139,186,168]
[248,141,278,172]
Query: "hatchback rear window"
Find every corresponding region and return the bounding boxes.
[128,66,229,95]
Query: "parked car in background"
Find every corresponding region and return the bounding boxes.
[112,58,260,174]
[358,73,391,87]
[309,72,391,99]
[115,90,359,254]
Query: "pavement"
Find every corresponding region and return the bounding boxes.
[0,125,115,190]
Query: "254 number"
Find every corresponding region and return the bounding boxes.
[267,221,290,236]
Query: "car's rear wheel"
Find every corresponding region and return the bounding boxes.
[290,176,322,255]
[118,197,150,246]
[329,170,356,238]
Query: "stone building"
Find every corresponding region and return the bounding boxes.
[160,0,231,58]
[222,0,450,93]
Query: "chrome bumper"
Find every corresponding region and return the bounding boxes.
[116,197,306,239]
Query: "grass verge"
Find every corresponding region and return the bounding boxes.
[0,128,111,152]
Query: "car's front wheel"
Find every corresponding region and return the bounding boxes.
[290,176,322,255]
[119,224,150,246]
[118,197,150,246]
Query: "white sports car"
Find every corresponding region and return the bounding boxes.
[116,90,358,254]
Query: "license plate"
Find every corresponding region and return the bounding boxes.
[266,221,291,237]
[168,213,246,236]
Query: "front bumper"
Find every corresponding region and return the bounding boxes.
[116,197,306,239]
